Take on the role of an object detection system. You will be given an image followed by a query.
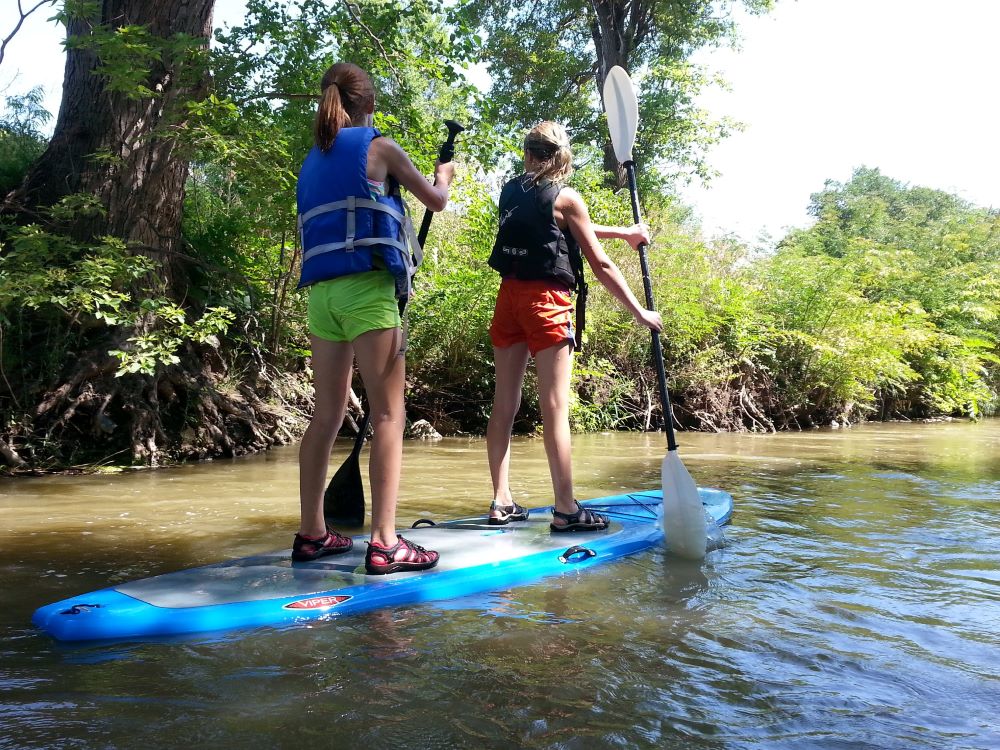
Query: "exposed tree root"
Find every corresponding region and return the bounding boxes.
[0,336,373,472]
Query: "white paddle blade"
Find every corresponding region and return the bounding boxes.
[660,450,708,559]
[603,66,639,164]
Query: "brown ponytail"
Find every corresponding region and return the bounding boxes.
[314,62,376,152]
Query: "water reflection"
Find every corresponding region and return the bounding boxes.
[1,420,999,747]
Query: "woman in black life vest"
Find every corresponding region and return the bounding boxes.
[485,121,663,530]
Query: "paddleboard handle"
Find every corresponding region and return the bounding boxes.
[411,519,437,528]
[62,603,101,615]
[558,546,597,564]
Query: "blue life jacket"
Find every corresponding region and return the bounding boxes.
[296,127,420,298]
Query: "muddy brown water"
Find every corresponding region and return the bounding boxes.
[1,420,998,749]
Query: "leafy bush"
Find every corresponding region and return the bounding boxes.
[0,197,235,387]
[0,87,50,196]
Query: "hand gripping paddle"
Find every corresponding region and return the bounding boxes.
[324,119,465,527]
[603,66,707,559]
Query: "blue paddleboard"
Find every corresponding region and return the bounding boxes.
[33,488,733,642]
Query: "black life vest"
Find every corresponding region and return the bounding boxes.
[488,174,588,348]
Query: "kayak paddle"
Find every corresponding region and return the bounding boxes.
[602,66,708,559]
[324,119,465,527]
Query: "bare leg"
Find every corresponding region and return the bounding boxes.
[486,343,530,516]
[299,335,354,538]
[353,326,406,548]
[535,341,575,514]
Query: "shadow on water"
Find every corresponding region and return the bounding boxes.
[2,420,999,748]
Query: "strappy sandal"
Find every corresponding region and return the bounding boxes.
[488,500,530,525]
[291,527,354,561]
[550,500,609,532]
[365,535,440,575]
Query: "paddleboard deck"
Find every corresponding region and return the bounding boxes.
[33,488,733,642]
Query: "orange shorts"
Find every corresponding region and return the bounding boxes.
[489,278,575,356]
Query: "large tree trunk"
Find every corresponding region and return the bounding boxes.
[15,0,214,276]
[590,0,648,189]
[0,0,314,471]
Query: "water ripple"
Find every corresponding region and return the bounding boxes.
[3,425,1000,748]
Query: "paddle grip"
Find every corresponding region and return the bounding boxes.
[624,161,677,452]
[327,124,465,525]
[348,121,463,454]
[418,119,465,246]
[437,119,465,162]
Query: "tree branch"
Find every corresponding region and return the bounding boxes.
[0,0,57,68]
[343,1,405,91]
[237,91,320,103]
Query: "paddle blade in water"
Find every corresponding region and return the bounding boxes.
[603,66,639,164]
[324,450,365,527]
[660,450,708,559]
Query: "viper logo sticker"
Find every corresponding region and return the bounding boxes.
[284,595,352,610]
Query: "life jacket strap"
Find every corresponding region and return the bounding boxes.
[345,195,356,251]
[297,188,423,302]
[302,236,409,263]
[400,196,422,269]
[298,197,407,227]
[574,279,588,351]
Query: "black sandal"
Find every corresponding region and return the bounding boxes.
[550,500,609,532]
[488,500,530,525]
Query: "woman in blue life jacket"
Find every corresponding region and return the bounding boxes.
[485,121,662,530]
[294,62,453,574]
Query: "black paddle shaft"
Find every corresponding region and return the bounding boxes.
[359,119,463,439]
[623,161,678,452]
[358,120,463,440]
[417,119,464,246]
[325,119,464,525]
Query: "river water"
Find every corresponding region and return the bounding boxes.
[1,420,998,749]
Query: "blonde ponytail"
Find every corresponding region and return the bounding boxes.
[313,63,376,152]
[524,121,573,184]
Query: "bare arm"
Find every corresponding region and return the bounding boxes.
[368,137,453,212]
[591,223,650,251]
[557,188,662,332]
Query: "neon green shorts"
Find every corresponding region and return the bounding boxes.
[307,271,401,342]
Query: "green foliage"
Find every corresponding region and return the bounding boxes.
[108,302,234,376]
[405,178,500,431]
[56,0,210,101]
[8,0,997,472]
[0,197,235,380]
[570,357,642,432]
[0,87,51,196]
[169,0,490,372]
[770,168,1000,420]
[453,0,773,182]
[751,248,924,421]
[209,0,482,171]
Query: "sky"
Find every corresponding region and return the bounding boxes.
[680,0,1000,243]
[2,0,998,244]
